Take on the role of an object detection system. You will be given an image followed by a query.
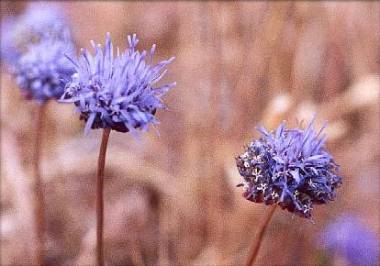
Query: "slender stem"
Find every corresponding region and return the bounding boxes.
[245,205,277,266]
[32,103,47,266]
[96,128,111,266]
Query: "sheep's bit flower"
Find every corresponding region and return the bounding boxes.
[1,3,69,65]
[236,120,342,218]
[321,214,380,266]
[1,3,75,103]
[13,35,75,103]
[61,33,176,133]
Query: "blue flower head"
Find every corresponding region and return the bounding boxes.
[1,3,69,66]
[17,3,68,38]
[1,16,19,64]
[236,120,342,218]
[60,33,176,133]
[13,33,76,103]
[321,214,380,266]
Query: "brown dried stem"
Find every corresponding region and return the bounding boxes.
[96,128,111,266]
[245,205,277,266]
[32,103,47,266]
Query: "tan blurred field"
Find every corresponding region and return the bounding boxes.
[1,1,379,265]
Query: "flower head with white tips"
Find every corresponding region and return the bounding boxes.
[236,119,342,218]
[61,33,176,133]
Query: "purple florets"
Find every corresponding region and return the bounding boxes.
[13,35,75,103]
[1,3,70,66]
[321,214,380,266]
[16,3,68,39]
[1,3,75,102]
[60,33,176,133]
[236,120,342,218]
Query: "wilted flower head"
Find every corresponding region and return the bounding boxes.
[320,214,380,266]
[1,3,69,66]
[60,33,176,133]
[236,120,341,218]
[13,34,76,103]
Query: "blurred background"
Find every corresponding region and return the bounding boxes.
[1,1,379,265]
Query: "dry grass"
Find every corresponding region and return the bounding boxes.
[1,1,379,265]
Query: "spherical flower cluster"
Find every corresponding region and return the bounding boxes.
[60,33,176,133]
[321,214,379,265]
[1,3,69,66]
[1,16,19,64]
[236,120,341,218]
[15,3,68,39]
[13,35,76,103]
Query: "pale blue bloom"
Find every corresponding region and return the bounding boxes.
[60,33,176,133]
[13,34,75,103]
[1,16,20,64]
[1,3,69,66]
[16,3,68,38]
[321,214,380,266]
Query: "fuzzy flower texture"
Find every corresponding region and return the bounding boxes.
[61,33,176,133]
[14,35,75,103]
[236,121,341,218]
[321,214,379,266]
[2,3,75,103]
[1,3,70,65]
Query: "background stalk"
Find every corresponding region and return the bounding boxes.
[245,205,277,266]
[96,128,111,266]
[32,103,47,266]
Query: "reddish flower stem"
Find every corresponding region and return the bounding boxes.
[32,103,47,266]
[96,128,111,266]
[245,205,277,266]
